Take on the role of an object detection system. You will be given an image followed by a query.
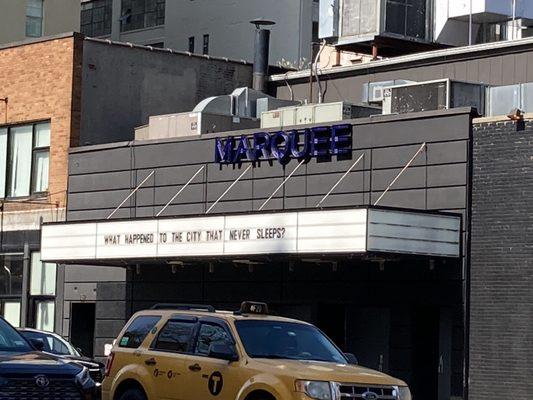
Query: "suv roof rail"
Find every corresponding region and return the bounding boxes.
[150,303,216,312]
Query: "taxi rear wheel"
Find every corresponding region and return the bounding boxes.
[117,388,147,400]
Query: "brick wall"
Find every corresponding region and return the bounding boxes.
[0,33,82,212]
[469,119,533,399]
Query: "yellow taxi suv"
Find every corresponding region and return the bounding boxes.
[102,301,412,400]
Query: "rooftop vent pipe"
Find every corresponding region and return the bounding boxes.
[250,18,275,93]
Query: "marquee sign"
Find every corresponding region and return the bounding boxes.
[215,124,352,164]
[40,208,461,262]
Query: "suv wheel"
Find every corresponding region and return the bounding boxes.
[118,388,147,400]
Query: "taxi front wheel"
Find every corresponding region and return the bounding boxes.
[117,388,147,400]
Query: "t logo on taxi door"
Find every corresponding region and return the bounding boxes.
[208,371,223,396]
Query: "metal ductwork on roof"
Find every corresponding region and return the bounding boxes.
[135,87,299,141]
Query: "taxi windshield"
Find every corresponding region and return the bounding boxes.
[235,320,347,363]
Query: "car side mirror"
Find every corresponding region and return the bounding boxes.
[30,338,45,352]
[76,347,84,356]
[344,352,358,365]
[208,343,239,362]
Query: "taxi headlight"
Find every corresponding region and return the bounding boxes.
[295,380,332,400]
[396,386,412,400]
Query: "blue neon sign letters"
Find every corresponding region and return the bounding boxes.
[215,124,352,164]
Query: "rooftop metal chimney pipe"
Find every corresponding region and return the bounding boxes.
[250,18,275,93]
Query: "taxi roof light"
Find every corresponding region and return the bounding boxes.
[236,301,269,315]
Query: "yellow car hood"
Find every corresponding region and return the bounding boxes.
[252,358,406,386]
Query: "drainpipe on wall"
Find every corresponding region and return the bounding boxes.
[21,242,30,328]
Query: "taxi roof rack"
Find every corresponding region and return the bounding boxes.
[150,303,216,312]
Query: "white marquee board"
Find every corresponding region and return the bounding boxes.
[41,208,460,262]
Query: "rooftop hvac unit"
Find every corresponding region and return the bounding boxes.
[135,112,259,141]
[486,82,533,116]
[382,79,486,116]
[260,102,380,129]
[362,80,415,104]
[319,0,430,45]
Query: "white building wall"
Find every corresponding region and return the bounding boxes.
[165,0,314,67]
[448,0,533,20]
[107,0,315,68]
[434,0,533,46]
[0,0,79,46]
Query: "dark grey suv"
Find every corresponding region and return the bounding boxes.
[0,317,96,400]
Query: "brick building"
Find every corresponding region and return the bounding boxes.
[0,33,81,330]
[469,117,532,399]
[0,32,252,336]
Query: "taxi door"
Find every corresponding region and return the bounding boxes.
[141,317,198,400]
[182,320,244,400]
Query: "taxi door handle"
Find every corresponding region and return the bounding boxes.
[144,358,157,366]
[188,363,202,372]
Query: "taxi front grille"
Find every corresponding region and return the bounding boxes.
[337,384,397,400]
[0,378,82,400]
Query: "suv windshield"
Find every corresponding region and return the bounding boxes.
[0,319,32,353]
[235,320,347,363]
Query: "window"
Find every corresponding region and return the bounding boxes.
[203,34,209,55]
[0,121,50,198]
[235,320,347,363]
[30,252,56,296]
[195,323,233,355]
[121,0,165,32]
[2,301,21,328]
[26,0,43,38]
[35,300,54,332]
[154,320,195,352]
[21,331,73,355]
[385,0,427,40]
[81,0,112,37]
[188,36,195,53]
[0,254,24,296]
[119,315,161,348]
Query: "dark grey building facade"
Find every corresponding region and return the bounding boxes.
[80,37,253,145]
[45,108,476,400]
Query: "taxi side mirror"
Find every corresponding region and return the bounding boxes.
[208,344,239,362]
[344,352,358,365]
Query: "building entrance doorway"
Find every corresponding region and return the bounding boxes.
[70,303,95,357]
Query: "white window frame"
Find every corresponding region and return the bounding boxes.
[0,121,51,199]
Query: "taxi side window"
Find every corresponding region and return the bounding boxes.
[119,315,161,349]
[154,320,196,353]
[195,323,233,356]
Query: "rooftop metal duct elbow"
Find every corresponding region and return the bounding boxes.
[250,18,275,93]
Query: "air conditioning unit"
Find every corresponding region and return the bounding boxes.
[134,112,259,140]
[261,102,380,129]
[363,80,415,104]
[382,79,487,116]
